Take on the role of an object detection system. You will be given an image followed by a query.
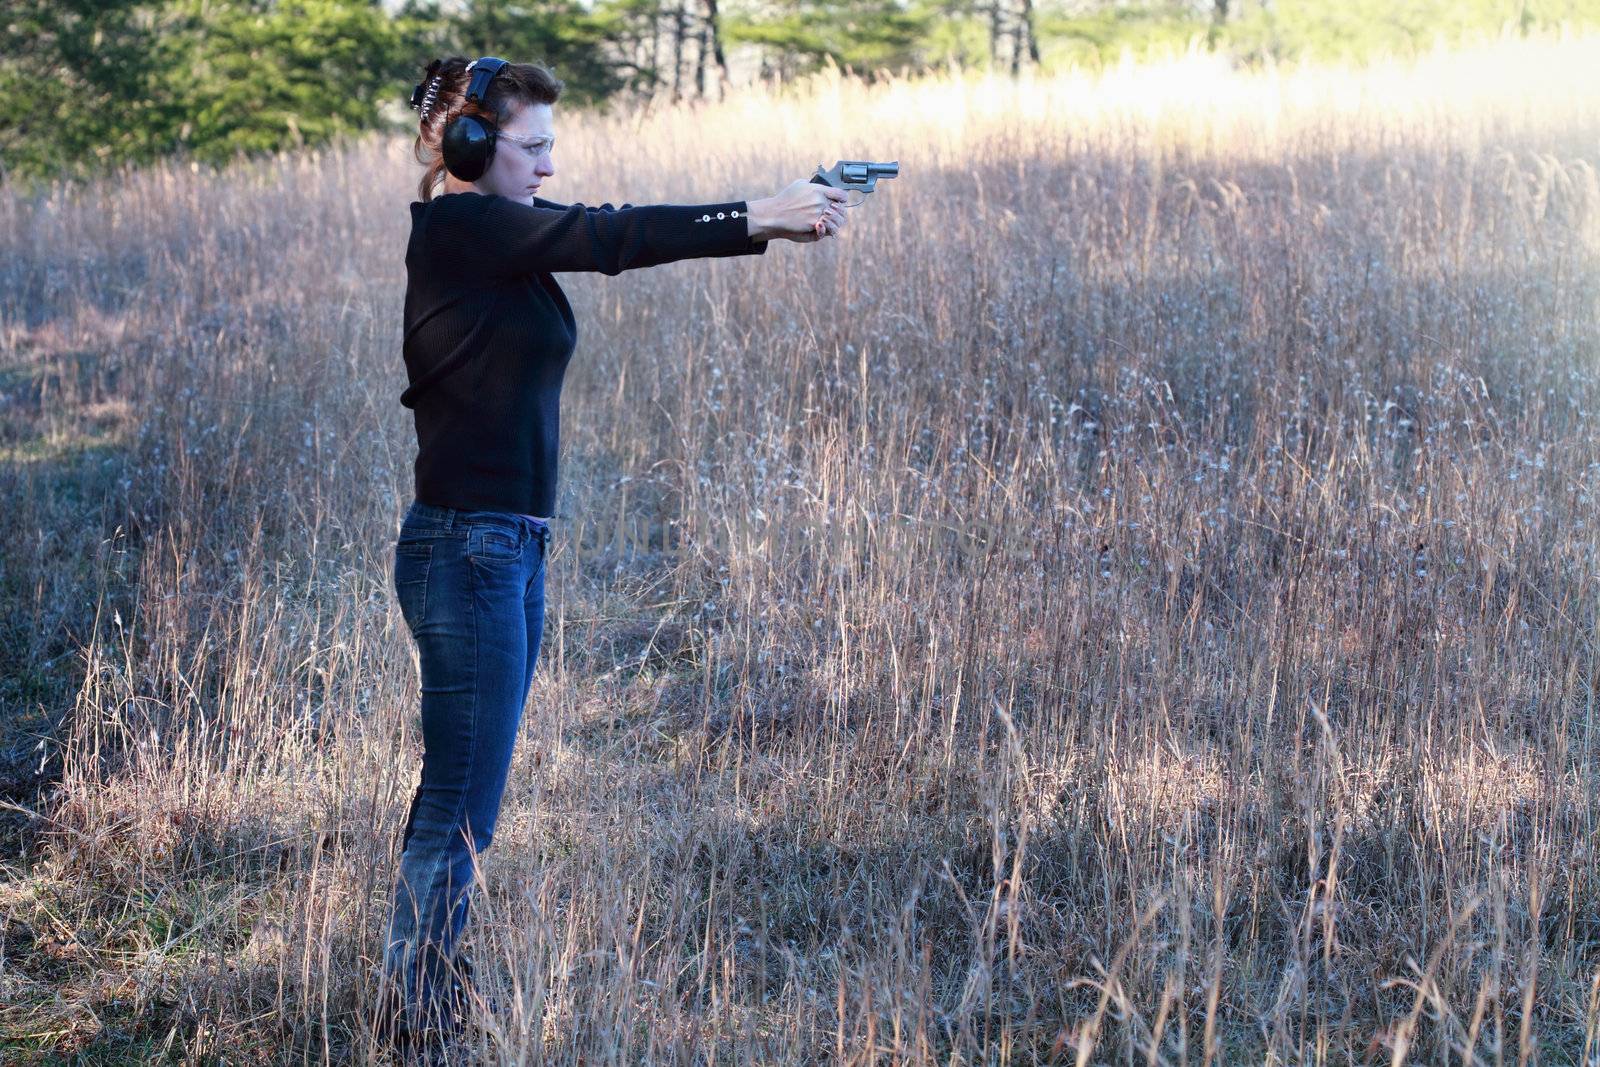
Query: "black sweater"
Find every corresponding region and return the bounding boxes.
[400,191,769,516]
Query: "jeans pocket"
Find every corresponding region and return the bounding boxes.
[468,525,521,562]
[394,542,432,630]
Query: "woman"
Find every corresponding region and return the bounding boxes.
[378,55,849,1052]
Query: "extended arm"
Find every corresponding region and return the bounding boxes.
[429,193,767,279]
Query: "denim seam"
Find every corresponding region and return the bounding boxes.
[396,543,433,623]
[458,533,483,909]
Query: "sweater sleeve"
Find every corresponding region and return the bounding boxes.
[429,192,769,279]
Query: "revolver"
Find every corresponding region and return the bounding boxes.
[810,160,899,207]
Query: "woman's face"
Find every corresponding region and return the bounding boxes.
[478,102,557,205]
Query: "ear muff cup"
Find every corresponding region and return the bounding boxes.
[441,57,509,183]
[442,114,497,181]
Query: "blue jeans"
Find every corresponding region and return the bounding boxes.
[380,500,550,1036]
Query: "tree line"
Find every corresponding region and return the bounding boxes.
[2,0,1595,190]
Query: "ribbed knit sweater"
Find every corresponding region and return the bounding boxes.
[400,191,769,517]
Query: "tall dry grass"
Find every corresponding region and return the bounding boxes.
[1,28,1598,1065]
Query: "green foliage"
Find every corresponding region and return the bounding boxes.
[1030,0,1600,71]
[1035,2,1209,68]
[446,0,633,107]
[0,0,416,191]
[913,4,994,69]
[1223,0,1600,64]
[5,0,1600,189]
[725,0,933,77]
[160,0,409,164]
[0,1,167,184]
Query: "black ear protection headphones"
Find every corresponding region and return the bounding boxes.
[410,56,509,183]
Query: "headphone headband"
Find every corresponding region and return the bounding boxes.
[464,57,509,106]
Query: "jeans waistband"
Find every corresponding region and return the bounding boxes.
[405,500,550,541]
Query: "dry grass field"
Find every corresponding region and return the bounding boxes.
[1,29,1598,1066]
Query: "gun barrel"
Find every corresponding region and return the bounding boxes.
[835,160,900,187]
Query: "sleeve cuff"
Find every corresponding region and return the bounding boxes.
[690,200,768,257]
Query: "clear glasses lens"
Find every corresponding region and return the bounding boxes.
[509,136,553,159]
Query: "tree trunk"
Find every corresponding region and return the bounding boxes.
[1209,0,1230,48]
[650,3,664,98]
[1008,28,1017,75]
[672,0,688,102]
[696,17,709,98]
[1022,0,1040,64]
[704,0,729,100]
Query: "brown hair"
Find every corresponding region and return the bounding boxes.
[414,57,564,203]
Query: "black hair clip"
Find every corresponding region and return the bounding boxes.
[409,59,444,111]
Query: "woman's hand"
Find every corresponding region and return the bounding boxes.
[746,180,851,243]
